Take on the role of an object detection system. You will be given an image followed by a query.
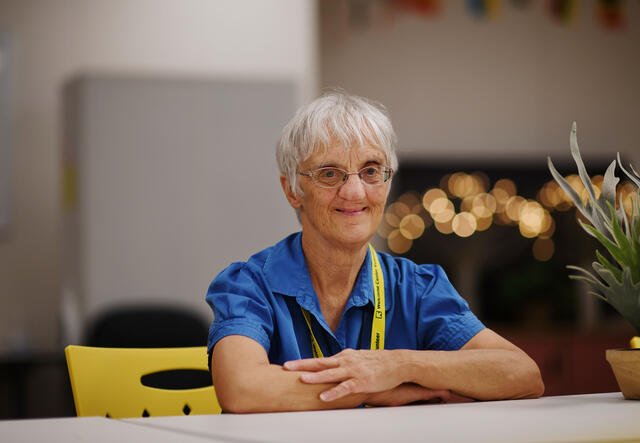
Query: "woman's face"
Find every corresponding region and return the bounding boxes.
[282,143,391,251]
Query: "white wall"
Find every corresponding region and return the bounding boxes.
[322,1,640,166]
[0,0,318,352]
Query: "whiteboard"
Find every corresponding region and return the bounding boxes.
[63,76,299,323]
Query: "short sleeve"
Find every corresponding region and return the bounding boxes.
[415,264,485,350]
[205,263,275,356]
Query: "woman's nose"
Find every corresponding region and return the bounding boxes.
[338,173,366,200]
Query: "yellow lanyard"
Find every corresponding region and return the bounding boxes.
[301,243,385,358]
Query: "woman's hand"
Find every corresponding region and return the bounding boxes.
[283,348,409,402]
[367,384,450,407]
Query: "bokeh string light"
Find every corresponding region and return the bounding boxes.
[380,170,638,261]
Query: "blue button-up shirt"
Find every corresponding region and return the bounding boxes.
[206,232,484,364]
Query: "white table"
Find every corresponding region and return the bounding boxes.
[2,393,639,442]
[0,416,220,443]
[124,392,640,443]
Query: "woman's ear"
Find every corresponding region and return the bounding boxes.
[280,175,302,209]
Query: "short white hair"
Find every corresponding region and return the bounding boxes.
[276,89,398,196]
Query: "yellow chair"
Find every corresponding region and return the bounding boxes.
[65,345,221,418]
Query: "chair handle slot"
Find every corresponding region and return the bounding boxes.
[140,369,212,390]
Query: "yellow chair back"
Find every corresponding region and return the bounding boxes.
[65,345,221,418]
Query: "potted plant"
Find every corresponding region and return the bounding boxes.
[547,122,640,399]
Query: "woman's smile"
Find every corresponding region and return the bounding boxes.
[335,206,367,215]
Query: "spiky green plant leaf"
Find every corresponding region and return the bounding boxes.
[600,160,620,209]
[618,152,640,188]
[549,123,640,335]
[569,124,593,198]
[580,222,628,268]
[595,249,622,283]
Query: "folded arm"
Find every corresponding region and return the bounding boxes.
[211,335,450,413]
[284,329,545,403]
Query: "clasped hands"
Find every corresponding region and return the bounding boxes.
[283,348,450,406]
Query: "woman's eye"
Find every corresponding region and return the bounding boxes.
[364,167,377,176]
[323,170,336,178]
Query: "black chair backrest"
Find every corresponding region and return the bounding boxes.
[86,306,208,348]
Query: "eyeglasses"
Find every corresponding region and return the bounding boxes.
[298,165,394,188]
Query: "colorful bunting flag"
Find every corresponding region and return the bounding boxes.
[467,0,501,20]
[596,0,625,30]
[547,0,579,25]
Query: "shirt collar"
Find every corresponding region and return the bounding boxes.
[262,232,317,310]
[262,232,392,312]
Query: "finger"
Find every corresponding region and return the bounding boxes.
[383,385,429,406]
[319,379,359,402]
[283,357,338,371]
[422,389,450,403]
[366,385,449,407]
[299,367,349,384]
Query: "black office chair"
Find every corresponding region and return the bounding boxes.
[85,305,209,348]
[80,306,212,394]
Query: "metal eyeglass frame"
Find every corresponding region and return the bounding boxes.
[297,165,394,189]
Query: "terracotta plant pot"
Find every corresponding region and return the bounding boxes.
[606,349,640,400]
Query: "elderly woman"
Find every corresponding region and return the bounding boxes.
[206,91,544,413]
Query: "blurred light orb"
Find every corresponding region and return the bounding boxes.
[539,210,553,233]
[388,201,410,218]
[493,178,517,196]
[538,184,554,209]
[435,219,454,234]
[580,183,601,203]
[397,191,425,215]
[385,211,401,227]
[592,175,604,187]
[620,182,636,198]
[505,196,526,221]
[544,182,563,208]
[550,177,574,211]
[520,201,544,226]
[449,173,477,198]
[422,188,447,212]
[471,172,490,194]
[448,173,464,197]
[591,175,604,198]
[399,214,426,240]
[565,174,584,198]
[461,196,475,212]
[519,224,539,238]
[475,215,493,231]
[452,212,477,238]
[539,215,556,239]
[619,183,638,217]
[490,188,510,213]
[398,191,420,210]
[533,238,555,261]
[519,201,545,238]
[387,229,412,254]
[472,193,497,218]
[433,209,455,223]
[623,194,637,217]
[429,198,455,223]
